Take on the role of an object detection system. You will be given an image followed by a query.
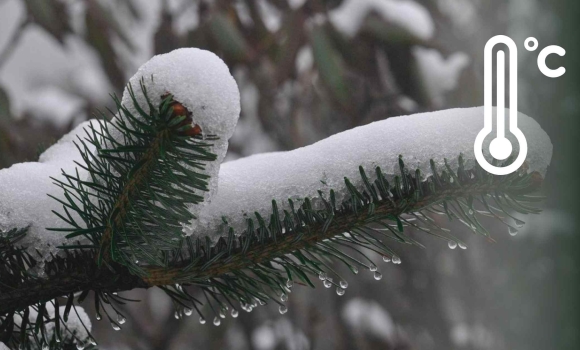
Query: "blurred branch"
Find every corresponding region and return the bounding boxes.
[0,17,28,71]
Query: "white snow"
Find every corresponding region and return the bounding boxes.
[329,0,435,41]
[189,107,552,238]
[413,47,470,107]
[118,48,240,231]
[0,121,96,263]
[342,298,395,342]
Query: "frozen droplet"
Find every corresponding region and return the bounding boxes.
[76,342,85,350]
[174,311,181,319]
[279,305,288,314]
[374,271,383,280]
[392,256,402,264]
[468,209,474,215]
[213,317,221,326]
[382,256,391,263]
[323,279,332,288]
[280,293,288,302]
[258,299,266,306]
[134,260,139,264]
[369,264,378,272]
[95,313,102,321]
[448,241,457,249]
[318,272,327,280]
[352,266,359,274]
[219,309,226,319]
[89,338,97,346]
[336,287,345,296]
[199,317,206,324]
[112,292,118,296]
[509,227,519,236]
[458,242,467,249]
[286,279,294,288]
[515,219,525,228]
[184,308,193,316]
[339,280,348,289]
[117,314,126,325]
[231,309,239,318]
[111,323,121,331]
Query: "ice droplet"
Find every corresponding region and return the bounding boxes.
[280,293,288,302]
[184,308,193,316]
[76,342,85,350]
[468,209,474,215]
[509,227,519,236]
[174,311,181,319]
[279,305,288,314]
[95,313,102,321]
[448,241,458,249]
[219,309,226,318]
[339,280,348,289]
[458,242,467,249]
[336,287,345,296]
[111,322,121,331]
[286,279,294,288]
[352,266,359,274]
[374,271,383,280]
[515,219,525,228]
[199,317,206,324]
[231,309,239,318]
[213,317,221,326]
[318,272,327,280]
[323,279,332,288]
[382,256,391,263]
[369,264,378,272]
[117,314,126,325]
[392,256,402,264]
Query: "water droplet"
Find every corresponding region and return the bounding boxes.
[382,256,391,263]
[339,280,348,289]
[448,241,457,249]
[42,346,49,350]
[117,314,126,325]
[352,266,359,274]
[95,313,102,321]
[174,311,181,319]
[112,323,121,331]
[219,309,226,319]
[392,256,402,264]
[318,272,327,280]
[279,305,288,314]
[286,280,294,289]
[112,292,118,296]
[213,317,221,326]
[55,337,61,343]
[323,279,332,288]
[515,219,525,228]
[76,342,85,350]
[369,264,378,272]
[258,299,266,306]
[336,287,345,296]
[458,242,467,249]
[509,227,519,236]
[374,271,383,280]
[184,308,193,316]
[231,309,239,318]
[199,317,206,324]
[280,293,288,302]
[134,260,139,264]
[468,209,474,215]
[89,338,97,346]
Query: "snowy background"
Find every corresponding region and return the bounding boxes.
[0,0,578,349]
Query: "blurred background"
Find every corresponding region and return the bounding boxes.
[0,0,578,349]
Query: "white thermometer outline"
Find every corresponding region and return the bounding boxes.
[474,35,528,176]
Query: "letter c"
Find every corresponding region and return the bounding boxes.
[538,45,566,78]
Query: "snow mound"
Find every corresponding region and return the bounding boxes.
[330,0,435,40]
[0,121,96,263]
[118,48,240,230]
[190,107,552,238]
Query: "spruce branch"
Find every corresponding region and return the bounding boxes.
[0,83,546,349]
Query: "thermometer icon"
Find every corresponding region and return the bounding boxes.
[474,35,528,176]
